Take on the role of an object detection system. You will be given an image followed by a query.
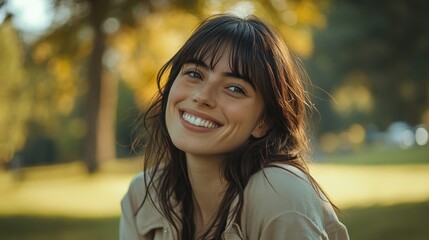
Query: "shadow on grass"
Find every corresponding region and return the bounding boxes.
[1,201,428,240]
[341,201,429,240]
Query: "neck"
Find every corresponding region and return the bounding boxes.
[186,154,227,235]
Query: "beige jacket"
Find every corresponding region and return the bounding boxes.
[120,164,349,240]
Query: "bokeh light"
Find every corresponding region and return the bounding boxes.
[415,127,428,146]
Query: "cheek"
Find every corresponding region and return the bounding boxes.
[168,79,190,103]
[166,79,189,124]
[166,81,183,108]
[237,96,264,117]
[224,101,264,127]
[166,81,179,121]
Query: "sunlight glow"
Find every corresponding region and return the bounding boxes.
[415,127,428,146]
[281,10,298,25]
[227,1,255,18]
[311,164,429,208]
[5,0,53,33]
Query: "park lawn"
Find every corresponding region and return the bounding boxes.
[341,201,429,240]
[0,201,428,240]
[0,146,428,239]
[0,215,119,240]
[319,145,429,165]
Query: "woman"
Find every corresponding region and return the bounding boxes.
[121,14,349,240]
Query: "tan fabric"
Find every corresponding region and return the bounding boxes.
[120,164,349,240]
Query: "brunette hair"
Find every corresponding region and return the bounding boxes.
[134,14,334,239]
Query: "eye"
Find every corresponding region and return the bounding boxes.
[226,85,246,95]
[185,70,202,79]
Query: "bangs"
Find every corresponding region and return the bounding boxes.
[174,17,263,87]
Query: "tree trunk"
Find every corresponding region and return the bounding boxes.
[97,71,118,166]
[85,0,116,173]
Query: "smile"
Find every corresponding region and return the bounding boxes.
[182,112,220,129]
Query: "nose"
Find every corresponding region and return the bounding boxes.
[192,83,217,108]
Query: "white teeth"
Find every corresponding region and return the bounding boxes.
[182,112,218,128]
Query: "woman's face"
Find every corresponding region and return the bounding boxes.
[165,49,266,160]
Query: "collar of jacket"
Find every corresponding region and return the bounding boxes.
[136,191,244,239]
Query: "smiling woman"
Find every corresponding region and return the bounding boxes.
[166,49,266,157]
[120,14,349,240]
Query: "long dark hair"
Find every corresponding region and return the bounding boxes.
[133,14,334,239]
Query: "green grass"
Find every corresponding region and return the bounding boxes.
[1,148,428,239]
[341,201,429,240]
[1,201,428,240]
[0,216,119,240]
[320,146,429,165]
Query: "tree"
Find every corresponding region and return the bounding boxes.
[306,0,429,134]
[30,0,203,173]
[7,0,329,172]
[0,15,30,166]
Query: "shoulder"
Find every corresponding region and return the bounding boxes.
[126,172,147,201]
[244,164,321,211]
[240,165,324,236]
[122,172,155,215]
[121,171,169,237]
[239,164,349,240]
[124,170,165,213]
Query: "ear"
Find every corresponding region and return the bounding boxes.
[251,117,271,138]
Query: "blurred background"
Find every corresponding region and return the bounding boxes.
[0,0,428,239]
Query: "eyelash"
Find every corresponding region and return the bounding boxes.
[185,70,202,79]
[183,68,247,96]
[227,85,246,95]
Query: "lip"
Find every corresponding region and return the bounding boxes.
[179,108,223,130]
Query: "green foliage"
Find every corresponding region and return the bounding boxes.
[11,0,330,167]
[115,80,138,158]
[7,0,428,167]
[306,0,429,133]
[0,18,31,164]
